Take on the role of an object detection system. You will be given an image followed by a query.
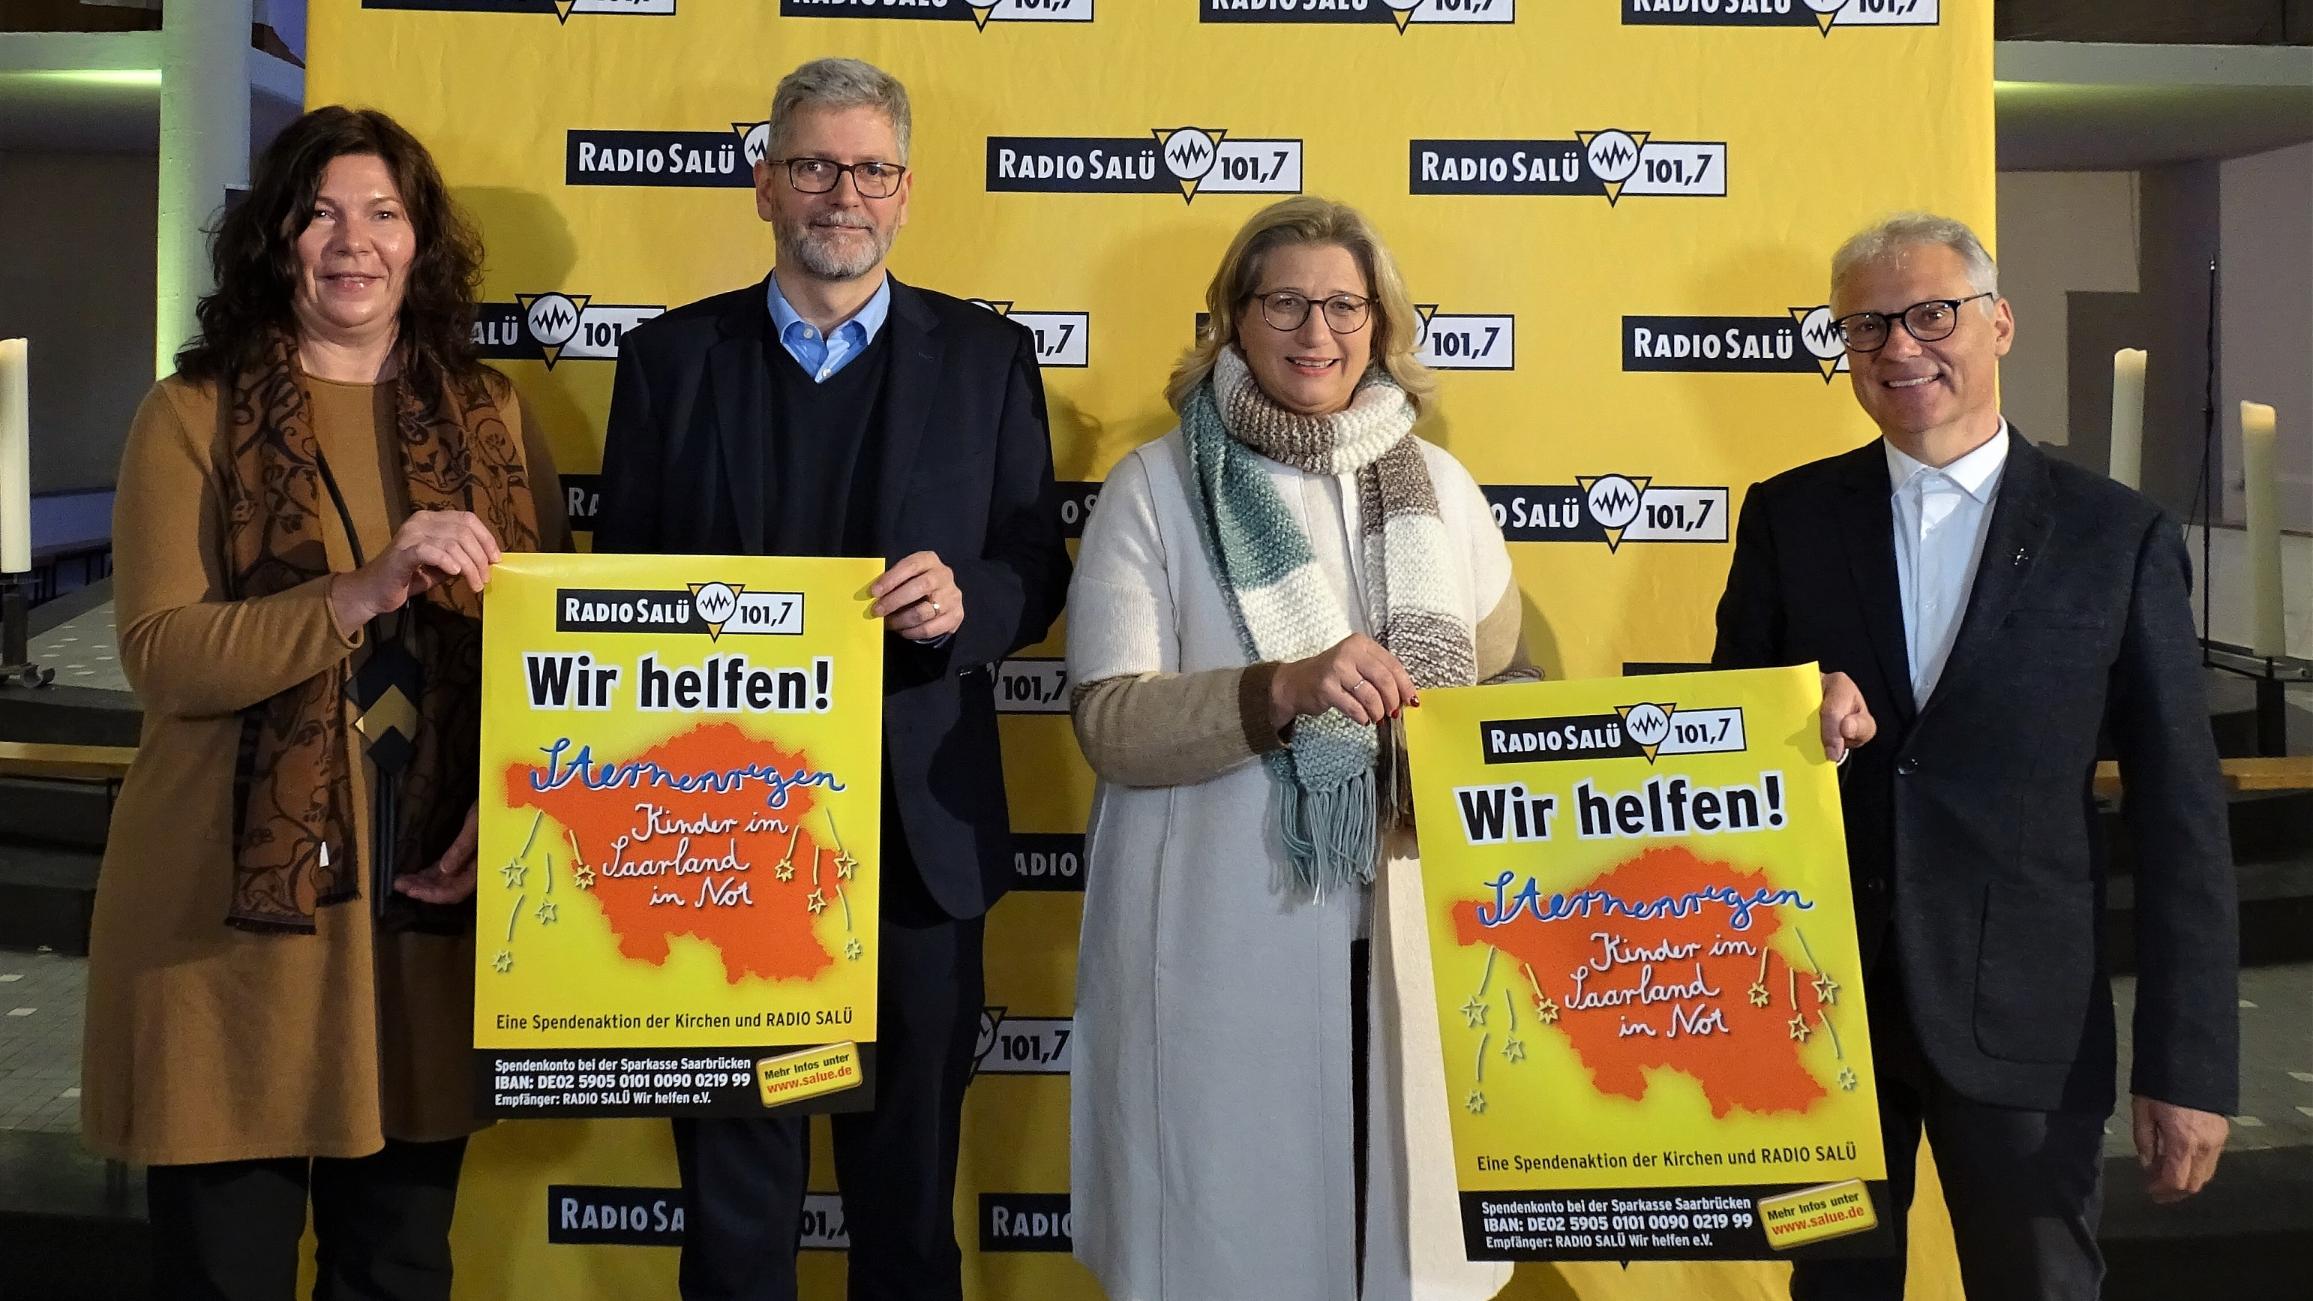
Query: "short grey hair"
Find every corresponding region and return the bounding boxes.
[767,58,912,164]
[1831,212,2000,303]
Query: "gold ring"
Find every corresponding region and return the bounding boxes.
[929,599,944,616]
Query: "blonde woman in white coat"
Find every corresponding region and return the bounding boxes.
[1066,197,1530,1301]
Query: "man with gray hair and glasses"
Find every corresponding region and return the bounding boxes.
[595,57,1070,1301]
[1713,213,2237,1299]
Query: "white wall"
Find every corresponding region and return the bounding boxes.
[2219,141,2313,534]
[1993,170,2141,448]
[0,150,156,494]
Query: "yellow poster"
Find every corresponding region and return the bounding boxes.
[1405,665,1887,1261]
[475,553,884,1119]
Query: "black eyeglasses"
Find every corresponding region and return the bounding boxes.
[767,157,909,198]
[1833,293,1994,353]
[1248,290,1372,334]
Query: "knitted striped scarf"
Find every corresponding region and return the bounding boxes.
[1182,348,1477,895]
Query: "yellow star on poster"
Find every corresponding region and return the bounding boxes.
[1459,995,1489,1028]
[498,860,528,889]
[1533,994,1560,1025]
[834,851,858,880]
[844,938,864,962]
[535,900,558,925]
[1812,973,1842,1006]
[571,861,595,890]
[1464,1089,1487,1115]
[491,949,513,974]
[1748,982,1772,1008]
[1502,1037,1528,1064]
[1788,1015,1813,1043]
[1837,1067,1859,1092]
[807,889,828,915]
[775,859,796,883]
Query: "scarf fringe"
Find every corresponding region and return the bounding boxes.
[1277,767,1380,897]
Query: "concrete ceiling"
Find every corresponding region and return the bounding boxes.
[0,69,157,154]
[0,31,302,158]
[1997,41,2313,170]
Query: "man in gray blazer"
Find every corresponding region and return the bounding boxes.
[1713,213,2238,1300]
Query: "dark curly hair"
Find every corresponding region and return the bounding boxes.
[176,106,486,394]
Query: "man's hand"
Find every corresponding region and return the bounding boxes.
[869,551,963,643]
[394,804,480,905]
[2133,1095,2227,1203]
[1820,670,1875,762]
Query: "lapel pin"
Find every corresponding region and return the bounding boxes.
[2012,547,2028,566]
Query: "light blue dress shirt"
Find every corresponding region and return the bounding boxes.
[1885,420,2010,703]
[765,272,891,382]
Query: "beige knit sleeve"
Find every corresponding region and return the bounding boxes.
[1070,662,1286,788]
[113,381,363,720]
[1477,580,1541,684]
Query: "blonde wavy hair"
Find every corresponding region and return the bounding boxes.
[1165,196,1436,416]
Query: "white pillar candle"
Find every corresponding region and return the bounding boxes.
[2240,401,2284,658]
[2108,348,2146,490]
[0,339,29,575]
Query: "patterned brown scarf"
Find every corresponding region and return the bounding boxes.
[221,332,539,932]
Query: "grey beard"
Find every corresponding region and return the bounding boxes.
[778,221,889,281]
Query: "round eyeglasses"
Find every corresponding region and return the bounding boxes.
[768,157,909,199]
[1249,290,1372,334]
[1833,293,1994,353]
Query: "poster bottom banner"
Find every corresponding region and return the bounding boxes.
[480,1043,873,1118]
[1459,1180,1891,1260]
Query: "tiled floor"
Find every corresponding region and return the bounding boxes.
[28,604,129,694]
[0,948,85,1134]
[2110,963,2313,1157]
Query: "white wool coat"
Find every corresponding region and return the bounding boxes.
[1067,429,1517,1301]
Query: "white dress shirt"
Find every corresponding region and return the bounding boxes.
[1885,422,2009,703]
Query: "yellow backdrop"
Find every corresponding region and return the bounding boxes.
[309,1,1989,1296]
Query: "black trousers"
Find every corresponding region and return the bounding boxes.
[1790,969,2106,1301]
[672,872,985,1301]
[143,1136,468,1301]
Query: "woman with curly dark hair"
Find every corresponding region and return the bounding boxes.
[79,105,566,1300]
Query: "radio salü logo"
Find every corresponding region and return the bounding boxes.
[567,121,766,187]
[1473,699,1749,770]
[1623,304,1849,381]
[1622,0,1937,35]
[989,127,1303,202]
[779,0,1093,27]
[973,1007,1074,1077]
[969,299,1092,368]
[1484,475,1732,550]
[1201,0,1514,31]
[360,0,675,21]
[1412,129,1727,203]
[474,293,665,368]
[1415,305,1516,371]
